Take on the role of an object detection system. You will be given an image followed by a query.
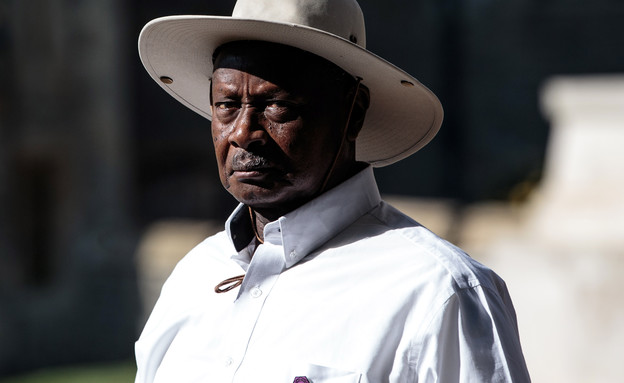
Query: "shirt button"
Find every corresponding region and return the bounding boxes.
[224,357,233,367]
[250,287,262,298]
[289,250,297,259]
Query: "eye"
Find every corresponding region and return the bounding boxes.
[212,101,241,124]
[266,100,293,109]
[264,100,299,122]
[214,101,239,110]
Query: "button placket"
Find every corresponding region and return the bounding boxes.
[221,242,285,378]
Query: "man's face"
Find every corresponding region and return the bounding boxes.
[211,42,354,215]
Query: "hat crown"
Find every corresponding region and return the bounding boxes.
[232,0,366,47]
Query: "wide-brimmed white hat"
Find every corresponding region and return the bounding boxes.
[138,0,443,167]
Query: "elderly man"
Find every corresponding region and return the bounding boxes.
[135,0,530,382]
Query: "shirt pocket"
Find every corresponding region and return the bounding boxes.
[289,363,362,383]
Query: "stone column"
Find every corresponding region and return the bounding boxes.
[480,75,624,383]
[530,75,624,248]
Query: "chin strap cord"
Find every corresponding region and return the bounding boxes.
[319,77,362,194]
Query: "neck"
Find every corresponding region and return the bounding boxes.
[249,207,270,243]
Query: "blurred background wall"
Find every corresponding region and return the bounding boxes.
[1,0,623,381]
[0,0,138,375]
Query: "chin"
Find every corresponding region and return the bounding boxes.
[230,184,282,206]
[235,188,314,214]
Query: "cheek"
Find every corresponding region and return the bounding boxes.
[211,122,229,144]
[211,123,230,153]
[212,143,231,189]
[266,124,297,157]
[272,121,314,153]
[293,128,339,164]
[211,126,231,176]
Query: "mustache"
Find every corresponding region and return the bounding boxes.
[231,151,273,171]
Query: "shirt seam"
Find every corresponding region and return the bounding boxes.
[370,205,481,287]
[407,282,486,375]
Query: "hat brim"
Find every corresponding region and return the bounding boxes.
[138,16,443,167]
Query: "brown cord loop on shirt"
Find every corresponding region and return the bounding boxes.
[214,274,245,293]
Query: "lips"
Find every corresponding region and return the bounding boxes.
[231,162,272,172]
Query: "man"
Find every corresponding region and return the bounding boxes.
[135,0,530,382]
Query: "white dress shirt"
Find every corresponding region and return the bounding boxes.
[135,167,530,383]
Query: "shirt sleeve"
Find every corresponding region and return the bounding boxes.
[134,249,202,383]
[411,284,531,382]
[134,270,182,383]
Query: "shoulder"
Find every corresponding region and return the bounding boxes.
[325,201,528,379]
[349,201,505,294]
[357,204,528,380]
[324,200,514,319]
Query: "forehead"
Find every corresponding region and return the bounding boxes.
[212,41,351,91]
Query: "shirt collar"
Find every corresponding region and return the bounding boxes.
[225,166,381,268]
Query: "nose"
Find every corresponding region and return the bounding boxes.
[228,105,268,149]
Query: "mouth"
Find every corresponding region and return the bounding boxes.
[232,166,273,177]
[230,167,281,186]
[232,162,271,172]
[230,154,280,182]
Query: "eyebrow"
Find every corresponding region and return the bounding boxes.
[212,79,303,101]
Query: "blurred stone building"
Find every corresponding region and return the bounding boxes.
[1,0,623,378]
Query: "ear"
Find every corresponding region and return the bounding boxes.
[346,83,370,142]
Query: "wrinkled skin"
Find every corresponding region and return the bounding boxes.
[211,41,369,226]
